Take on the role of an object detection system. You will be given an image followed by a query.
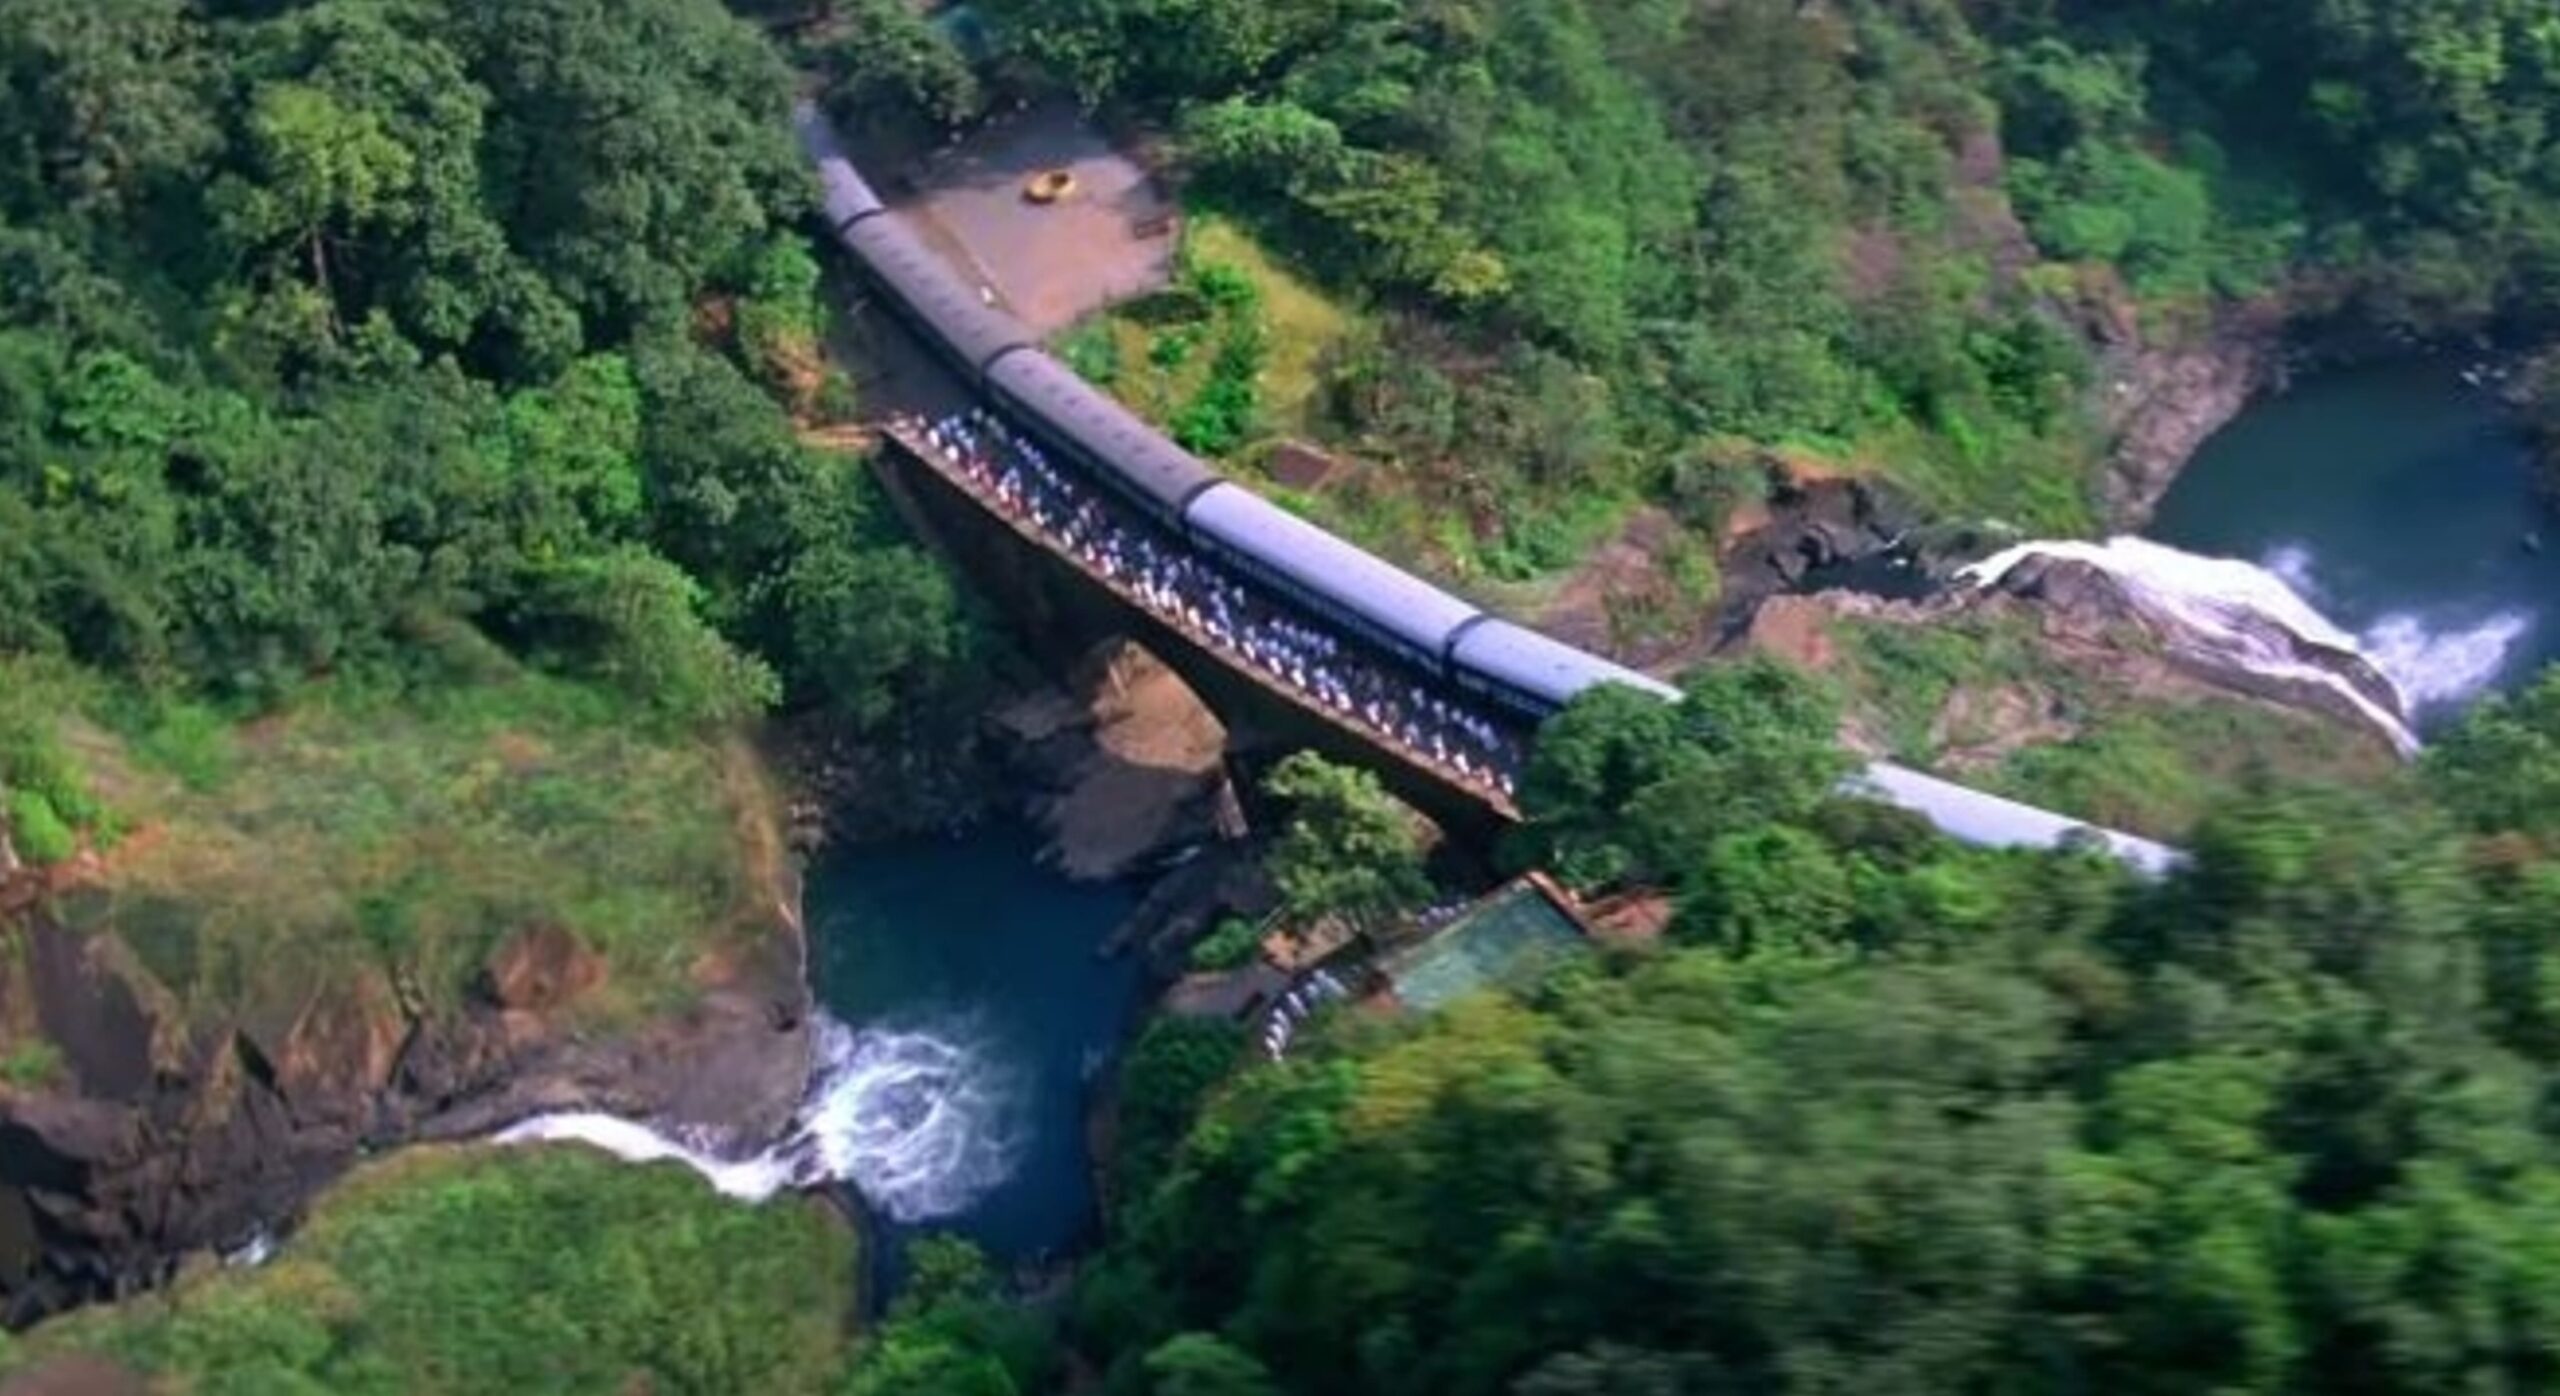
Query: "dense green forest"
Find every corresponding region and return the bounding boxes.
[856,665,2560,1396]
[0,0,974,760]
[11,0,2560,1393]
[823,0,2560,567]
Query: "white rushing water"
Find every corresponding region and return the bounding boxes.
[496,1013,1023,1223]
[1959,536,2535,754]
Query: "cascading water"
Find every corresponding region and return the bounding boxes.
[1958,535,2534,753]
[496,1013,1023,1223]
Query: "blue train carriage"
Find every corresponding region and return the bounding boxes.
[1448,617,1680,721]
[1180,484,1482,675]
[985,350,1221,527]
[790,100,885,234]
[842,213,1035,385]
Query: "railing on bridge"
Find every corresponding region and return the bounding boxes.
[883,414,1530,817]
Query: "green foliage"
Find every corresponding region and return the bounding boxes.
[1516,658,1848,892]
[10,1148,855,1394]
[1059,320,1122,385]
[0,705,102,831]
[2424,670,2560,843]
[1114,1016,1247,1206]
[1188,916,1264,972]
[4,789,76,866]
[1262,753,1431,933]
[975,0,2560,578]
[843,1237,1049,1396]
[1008,664,2560,1395]
[1143,1333,1280,1396]
[0,0,967,732]
[813,0,984,133]
[0,1039,64,1090]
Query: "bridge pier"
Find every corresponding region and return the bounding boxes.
[867,434,1520,854]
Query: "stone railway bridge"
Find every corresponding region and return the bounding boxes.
[870,423,1527,848]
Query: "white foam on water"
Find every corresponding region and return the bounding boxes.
[2362,611,2533,710]
[2262,541,2319,597]
[1956,536,2537,755]
[495,1013,1022,1223]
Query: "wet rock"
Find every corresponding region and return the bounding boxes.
[1712,449,1941,626]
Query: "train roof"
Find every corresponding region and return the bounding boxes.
[790,101,884,231]
[844,213,1032,371]
[1451,619,1678,711]
[1183,483,1482,657]
[988,351,1221,513]
[1852,762,2185,875]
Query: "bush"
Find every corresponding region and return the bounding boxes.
[0,1040,63,1090]
[1113,1017,1246,1206]
[6,788,75,865]
[1189,916,1264,971]
[1059,321,1121,384]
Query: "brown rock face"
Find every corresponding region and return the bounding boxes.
[0,904,811,1329]
[479,924,608,1014]
[2091,299,2287,528]
[1011,640,1234,882]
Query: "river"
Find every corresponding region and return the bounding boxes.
[496,819,1147,1299]
[805,821,1145,1284]
[2145,360,2555,721]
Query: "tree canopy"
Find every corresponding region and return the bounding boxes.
[1040,662,2560,1396]
[0,0,975,729]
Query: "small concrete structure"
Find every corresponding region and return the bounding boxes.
[1375,875,1589,1013]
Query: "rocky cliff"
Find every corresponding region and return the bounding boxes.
[0,774,815,1329]
[1729,561,2396,837]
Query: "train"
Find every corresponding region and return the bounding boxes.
[792,103,1676,724]
[790,105,2188,874]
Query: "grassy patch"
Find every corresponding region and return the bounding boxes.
[1062,214,1352,448]
[1833,614,2073,764]
[1184,217,1348,431]
[0,653,778,1031]
[1827,613,2392,838]
[6,1146,856,1395]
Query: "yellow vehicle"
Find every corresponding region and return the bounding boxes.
[1024,169,1077,204]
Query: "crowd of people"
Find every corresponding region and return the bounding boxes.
[909,407,1526,800]
[1262,968,1351,1060]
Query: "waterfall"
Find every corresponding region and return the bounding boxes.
[1958,537,2533,754]
[496,1013,1023,1223]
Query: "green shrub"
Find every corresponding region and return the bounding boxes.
[1058,321,1120,385]
[0,1040,63,1090]
[6,788,75,865]
[1113,1016,1246,1206]
[21,1148,855,1393]
[0,715,101,828]
[1189,916,1264,971]
[1187,259,1261,314]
